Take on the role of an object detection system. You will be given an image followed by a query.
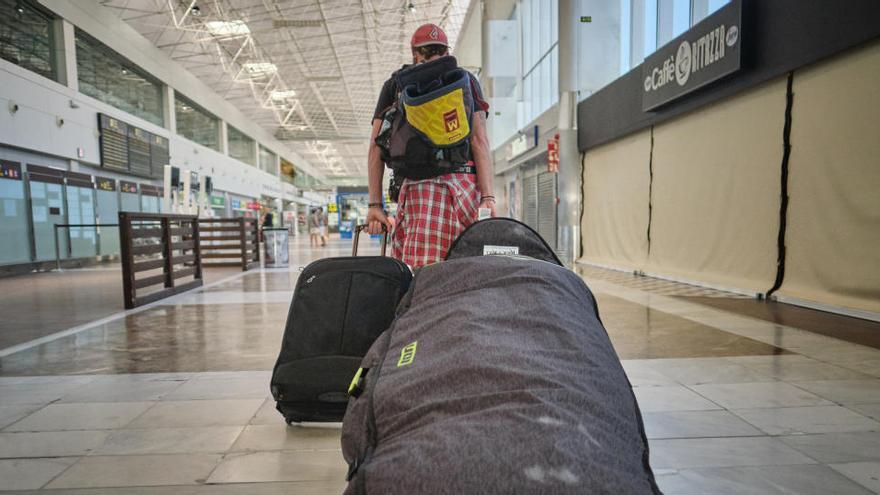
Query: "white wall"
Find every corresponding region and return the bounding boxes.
[0,0,322,203]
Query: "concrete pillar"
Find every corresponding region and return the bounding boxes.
[219,121,229,156]
[52,19,77,90]
[556,0,581,265]
[163,86,176,133]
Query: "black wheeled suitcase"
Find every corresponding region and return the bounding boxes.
[270,226,411,423]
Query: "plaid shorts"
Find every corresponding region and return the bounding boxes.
[392,173,480,268]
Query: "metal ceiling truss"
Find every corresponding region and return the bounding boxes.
[102,0,472,180]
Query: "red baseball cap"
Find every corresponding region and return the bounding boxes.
[411,23,448,48]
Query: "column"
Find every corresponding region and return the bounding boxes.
[163,86,176,133]
[219,121,229,155]
[556,0,581,265]
[52,19,77,90]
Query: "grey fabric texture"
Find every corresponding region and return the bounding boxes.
[341,256,660,494]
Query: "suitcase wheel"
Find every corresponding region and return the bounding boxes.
[285,417,301,425]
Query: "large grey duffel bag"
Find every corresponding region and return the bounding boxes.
[341,255,660,494]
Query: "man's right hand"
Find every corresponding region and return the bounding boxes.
[366,206,395,235]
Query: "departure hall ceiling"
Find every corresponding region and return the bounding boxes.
[100,0,473,183]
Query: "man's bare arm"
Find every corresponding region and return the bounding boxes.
[366,119,393,234]
[471,111,496,215]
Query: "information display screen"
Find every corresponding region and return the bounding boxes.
[150,135,169,179]
[128,126,152,177]
[99,113,170,179]
[98,114,129,172]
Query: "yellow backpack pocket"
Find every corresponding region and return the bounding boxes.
[404,87,471,146]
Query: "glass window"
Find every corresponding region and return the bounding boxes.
[175,92,219,151]
[259,145,277,175]
[620,0,632,74]
[227,125,255,166]
[643,0,658,58]
[658,0,691,46]
[692,0,729,25]
[75,29,164,127]
[0,0,55,81]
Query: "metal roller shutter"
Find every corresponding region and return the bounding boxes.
[522,175,538,231]
[537,172,557,250]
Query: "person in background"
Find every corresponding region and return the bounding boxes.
[365,23,494,267]
[318,207,327,247]
[308,207,320,248]
[321,207,330,246]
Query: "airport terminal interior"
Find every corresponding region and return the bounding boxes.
[1,0,879,493]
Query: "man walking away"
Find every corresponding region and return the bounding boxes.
[365,23,495,268]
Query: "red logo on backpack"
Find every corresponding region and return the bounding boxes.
[443,109,460,135]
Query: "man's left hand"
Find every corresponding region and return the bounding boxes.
[479,199,496,218]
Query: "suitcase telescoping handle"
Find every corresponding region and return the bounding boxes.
[353,224,390,257]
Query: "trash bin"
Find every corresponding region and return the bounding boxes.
[263,228,289,268]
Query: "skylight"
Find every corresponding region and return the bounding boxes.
[205,20,250,37]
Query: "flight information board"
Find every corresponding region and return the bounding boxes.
[150,134,169,178]
[128,126,152,177]
[98,113,170,179]
[98,114,129,172]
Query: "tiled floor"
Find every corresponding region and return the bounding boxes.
[1,236,879,493]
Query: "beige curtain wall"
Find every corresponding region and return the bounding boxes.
[579,42,880,315]
[777,40,880,314]
[644,78,786,293]
[581,130,651,269]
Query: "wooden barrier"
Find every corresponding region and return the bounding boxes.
[119,212,203,309]
[198,218,260,271]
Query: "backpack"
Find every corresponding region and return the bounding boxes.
[376,56,475,180]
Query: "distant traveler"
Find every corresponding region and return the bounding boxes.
[318,207,328,247]
[308,208,320,248]
[365,23,495,267]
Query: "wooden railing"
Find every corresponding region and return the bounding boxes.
[119,212,203,309]
[198,218,260,271]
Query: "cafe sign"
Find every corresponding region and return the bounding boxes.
[642,0,742,111]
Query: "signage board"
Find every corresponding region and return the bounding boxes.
[120,180,138,194]
[231,199,242,210]
[0,160,22,181]
[96,176,116,191]
[642,0,742,111]
[506,125,539,161]
[547,133,560,173]
[210,195,226,208]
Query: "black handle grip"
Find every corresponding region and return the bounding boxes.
[353,225,389,256]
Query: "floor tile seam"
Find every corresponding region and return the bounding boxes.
[725,408,880,435]
[678,382,832,410]
[44,453,227,491]
[0,269,253,359]
[588,278,880,360]
[37,454,85,491]
[785,381,880,406]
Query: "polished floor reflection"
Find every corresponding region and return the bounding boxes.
[1,235,879,493]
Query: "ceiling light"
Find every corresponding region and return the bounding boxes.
[205,20,250,37]
[15,0,25,14]
[270,89,297,100]
[408,2,416,13]
[190,4,201,16]
[243,62,277,75]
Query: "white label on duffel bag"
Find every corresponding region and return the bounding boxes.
[483,245,519,255]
